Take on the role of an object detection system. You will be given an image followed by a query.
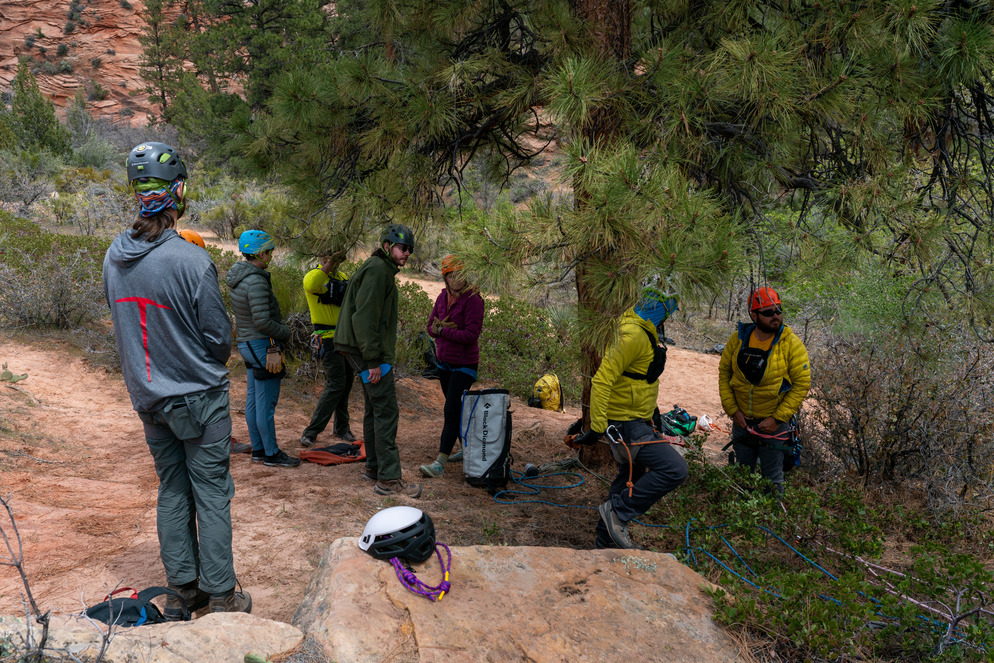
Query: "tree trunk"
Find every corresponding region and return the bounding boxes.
[572,0,630,466]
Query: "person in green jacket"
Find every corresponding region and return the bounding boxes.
[227,230,300,468]
[718,287,811,495]
[300,252,356,448]
[335,224,421,498]
[573,290,688,549]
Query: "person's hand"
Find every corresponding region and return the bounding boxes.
[367,366,382,384]
[440,319,458,329]
[430,318,442,335]
[732,411,747,430]
[757,416,779,434]
[574,429,602,446]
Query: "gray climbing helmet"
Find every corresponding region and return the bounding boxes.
[126,142,187,185]
[380,223,416,253]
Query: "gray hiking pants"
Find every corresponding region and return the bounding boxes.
[731,421,790,496]
[138,389,236,594]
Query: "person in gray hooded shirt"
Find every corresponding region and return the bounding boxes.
[103,142,251,618]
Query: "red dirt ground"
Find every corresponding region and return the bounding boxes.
[0,282,729,624]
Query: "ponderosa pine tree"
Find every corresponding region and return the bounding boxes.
[235,0,994,423]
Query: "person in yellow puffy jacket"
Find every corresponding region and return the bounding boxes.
[573,289,688,549]
[718,287,811,495]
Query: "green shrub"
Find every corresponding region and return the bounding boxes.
[801,328,994,511]
[0,212,109,328]
[649,441,994,662]
[64,20,75,34]
[120,0,132,8]
[90,57,101,68]
[87,81,108,101]
[24,35,35,48]
[57,43,68,56]
[395,281,434,376]
[475,295,582,403]
[58,59,73,73]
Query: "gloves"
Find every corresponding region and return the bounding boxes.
[574,429,603,447]
[265,345,284,373]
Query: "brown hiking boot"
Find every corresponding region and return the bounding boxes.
[209,586,252,614]
[163,582,210,621]
[374,478,422,498]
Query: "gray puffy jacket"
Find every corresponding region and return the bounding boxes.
[226,260,290,344]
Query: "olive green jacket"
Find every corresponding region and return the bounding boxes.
[334,250,399,369]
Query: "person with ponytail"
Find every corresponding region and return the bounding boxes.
[103,142,252,618]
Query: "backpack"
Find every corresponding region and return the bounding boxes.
[300,441,366,466]
[461,389,512,495]
[528,374,562,411]
[318,277,349,306]
[622,326,667,383]
[657,406,697,437]
[84,587,185,627]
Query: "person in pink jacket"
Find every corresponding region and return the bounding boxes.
[420,255,485,477]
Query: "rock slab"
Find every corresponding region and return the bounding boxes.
[295,538,745,663]
[0,612,302,662]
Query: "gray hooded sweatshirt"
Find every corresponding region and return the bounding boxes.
[103,228,232,413]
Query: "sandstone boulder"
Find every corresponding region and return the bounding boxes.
[295,538,744,663]
[0,611,302,663]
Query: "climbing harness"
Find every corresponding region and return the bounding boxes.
[391,543,452,602]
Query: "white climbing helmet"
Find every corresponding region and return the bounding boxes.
[358,506,435,563]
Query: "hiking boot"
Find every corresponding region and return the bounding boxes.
[336,430,358,443]
[163,582,209,621]
[299,435,316,448]
[361,468,377,482]
[598,501,635,549]
[250,449,266,463]
[264,449,301,468]
[447,448,463,463]
[419,460,444,478]
[209,586,252,614]
[231,439,252,454]
[374,479,422,498]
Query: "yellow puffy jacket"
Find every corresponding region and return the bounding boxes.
[589,311,660,433]
[718,322,811,422]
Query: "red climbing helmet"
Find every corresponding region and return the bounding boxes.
[749,287,781,312]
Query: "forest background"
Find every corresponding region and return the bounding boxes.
[3,0,994,660]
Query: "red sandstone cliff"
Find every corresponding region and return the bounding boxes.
[0,0,152,125]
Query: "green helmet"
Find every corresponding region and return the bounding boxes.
[126,142,187,185]
[380,223,416,253]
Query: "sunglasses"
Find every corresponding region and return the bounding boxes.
[755,308,783,318]
[395,245,412,254]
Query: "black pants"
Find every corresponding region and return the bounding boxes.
[437,364,477,455]
[595,418,688,549]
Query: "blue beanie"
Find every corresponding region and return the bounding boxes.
[634,288,678,327]
[239,230,275,255]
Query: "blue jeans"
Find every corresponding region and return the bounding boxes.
[238,339,282,456]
